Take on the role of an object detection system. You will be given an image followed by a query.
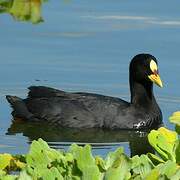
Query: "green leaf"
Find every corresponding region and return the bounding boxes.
[157,133,176,161]
[175,140,180,165]
[95,156,106,172]
[0,153,23,171]
[148,127,178,162]
[69,144,101,180]
[104,147,124,169]
[0,153,13,170]
[170,168,180,180]
[0,175,17,180]
[26,138,65,167]
[175,125,180,135]
[5,0,44,24]
[9,0,30,20]
[0,169,6,176]
[169,111,180,126]
[37,167,63,180]
[30,0,43,24]
[104,154,131,180]
[26,139,52,168]
[25,138,70,179]
[158,127,178,143]
[147,153,165,165]
[146,168,159,180]
[148,130,168,160]
[157,160,179,179]
[169,111,180,134]
[18,170,32,180]
[0,133,179,180]
[131,155,154,179]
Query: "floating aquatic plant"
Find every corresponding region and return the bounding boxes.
[0,0,47,24]
[0,112,179,179]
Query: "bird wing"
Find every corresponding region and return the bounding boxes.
[28,86,67,98]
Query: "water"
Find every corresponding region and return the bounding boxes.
[0,0,180,156]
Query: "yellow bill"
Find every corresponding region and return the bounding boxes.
[148,74,163,88]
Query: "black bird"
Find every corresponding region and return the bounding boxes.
[6,54,163,130]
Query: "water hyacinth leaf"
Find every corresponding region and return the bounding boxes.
[0,153,25,177]
[64,152,74,163]
[14,160,25,170]
[104,147,124,169]
[18,170,32,180]
[170,168,180,180]
[0,0,45,24]
[175,141,180,165]
[69,144,101,180]
[169,111,180,134]
[0,153,13,170]
[30,0,43,24]
[0,169,6,176]
[26,139,78,179]
[148,130,168,160]
[0,0,13,13]
[52,157,79,179]
[157,160,179,179]
[158,127,178,144]
[25,166,63,180]
[104,154,131,180]
[9,0,30,20]
[146,169,159,180]
[26,138,67,178]
[169,111,180,126]
[95,156,106,172]
[26,138,53,168]
[131,155,154,179]
[148,127,177,161]
[157,134,176,162]
[175,126,180,135]
[37,167,63,180]
[0,175,17,180]
[147,153,164,165]
[0,132,178,179]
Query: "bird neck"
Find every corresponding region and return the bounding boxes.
[130,80,155,107]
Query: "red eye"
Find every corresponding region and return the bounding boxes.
[153,70,158,76]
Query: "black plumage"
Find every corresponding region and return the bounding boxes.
[6,54,163,130]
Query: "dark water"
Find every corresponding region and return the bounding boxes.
[1,0,180,156]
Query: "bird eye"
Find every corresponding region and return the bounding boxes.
[150,60,158,73]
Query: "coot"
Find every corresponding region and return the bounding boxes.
[6,54,163,130]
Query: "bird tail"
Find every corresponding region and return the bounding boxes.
[6,95,22,105]
[6,95,35,121]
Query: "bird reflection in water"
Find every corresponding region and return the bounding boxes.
[7,118,154,157]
